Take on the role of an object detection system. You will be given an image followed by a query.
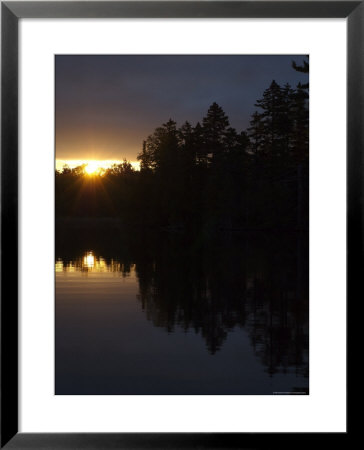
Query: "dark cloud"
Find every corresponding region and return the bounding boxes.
[56,55,308,161]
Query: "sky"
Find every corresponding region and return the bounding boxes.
[56,55,308,165]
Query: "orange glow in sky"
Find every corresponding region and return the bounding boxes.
[56,159,140,173]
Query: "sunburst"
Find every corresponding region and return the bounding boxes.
[84,161,101,175]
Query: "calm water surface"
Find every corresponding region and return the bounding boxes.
[56,228,308,394]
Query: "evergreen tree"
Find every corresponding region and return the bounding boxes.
[290,84,309,161]
[202,102,230,163]
[179,121,196,170]
[194,122,207,167]
[255,80,284,157]
[138,140,154,172]
[137,119,180,173]
[292,57,309,92]
[247,111,265,157]
[251,80,297,159]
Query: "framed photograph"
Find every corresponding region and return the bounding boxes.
[1,1,354,448]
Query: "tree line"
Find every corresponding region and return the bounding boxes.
[56,61,308,231]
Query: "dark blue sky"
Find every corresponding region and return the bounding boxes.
[56,55,308,162]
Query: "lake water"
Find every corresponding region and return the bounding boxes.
[55,227,308,395]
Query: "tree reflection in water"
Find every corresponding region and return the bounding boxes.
[56,225,308,382]
[134,232,308,378]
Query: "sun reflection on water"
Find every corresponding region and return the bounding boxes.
[83,252,95,269]
[56,251,134,275]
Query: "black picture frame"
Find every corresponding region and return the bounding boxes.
[1,1,355,448]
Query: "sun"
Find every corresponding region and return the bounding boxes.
[84,161,100,175]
